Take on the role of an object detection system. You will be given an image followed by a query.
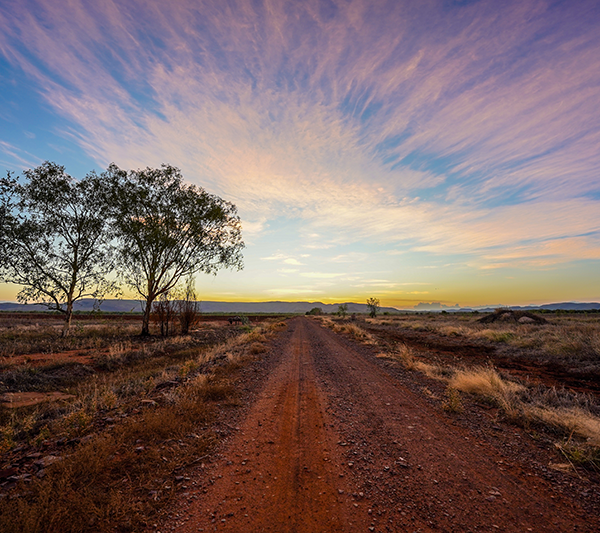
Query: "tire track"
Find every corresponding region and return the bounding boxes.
[165,317,596,532]
[172,317,367,532]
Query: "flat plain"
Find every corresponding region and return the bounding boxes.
[0,311,599,532]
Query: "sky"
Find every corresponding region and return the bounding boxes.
[1,0,599,309]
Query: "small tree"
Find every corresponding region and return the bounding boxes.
[366,297,380,318]
[178,277,200,334]
[152,291,177,337]
[0,163,115,335]
[306,307,323,316]
[104,164,244,336]
[337,303,348,318]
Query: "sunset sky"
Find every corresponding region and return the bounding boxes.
[1,0,599,308]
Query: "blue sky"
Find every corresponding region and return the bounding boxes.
[1,0,599,307]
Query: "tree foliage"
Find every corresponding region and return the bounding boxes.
[306,307,323,316]
[337,303,348,317]
[366,297,380,318]
[0,162,115,333]
[104,164,244,335]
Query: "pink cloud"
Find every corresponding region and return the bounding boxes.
[0,0,598,270]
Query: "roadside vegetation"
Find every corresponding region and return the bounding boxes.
[0,314,286,532]
[314,311,600,472]
[366,310,600,377]
[0,162,243,336]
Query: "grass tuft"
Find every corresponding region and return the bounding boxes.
[442,387,463,413]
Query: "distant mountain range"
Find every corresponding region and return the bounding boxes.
[0,298,599,314]
[0,299,398,314]
[460,302,600,312]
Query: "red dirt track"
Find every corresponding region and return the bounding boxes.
[167,317,596,532]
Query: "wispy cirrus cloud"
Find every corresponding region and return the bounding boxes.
[0,0,599,275]
[0,141,41,169]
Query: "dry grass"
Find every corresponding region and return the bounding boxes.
[532,406,600,447]
[0,321,141,359]
[366,312,600,371]
[0,381,215,533]
[442,387,463,413]
[368,313,600,466]
[406,360,600,460]
[0,321,279,450]
[449,367,524,419]
[0,317,284,532]
[330,314,600,463]
[380,343,447,380]
[320,318,376,345]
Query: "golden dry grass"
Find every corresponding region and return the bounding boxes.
[527,406,600,447]
[370,320,600,460]
[321,318,376,345]
[0,318,282,532]
[449,367,524,418]
[368,312,600,370]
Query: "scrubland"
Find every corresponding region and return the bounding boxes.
[3,309,600,531]
[318,311,600,471]
[0,313,286,532]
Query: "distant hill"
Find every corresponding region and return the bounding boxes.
[1,299,598,315]
[0,299,399,315]
[450,302,600,312]
[0,299,144,313]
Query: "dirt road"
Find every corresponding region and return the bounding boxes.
[166,317,596,532]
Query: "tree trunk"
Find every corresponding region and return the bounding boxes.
[141,295,154,336]
[62,301,73,337]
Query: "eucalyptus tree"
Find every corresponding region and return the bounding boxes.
[0,162,116,334]
[0,172,17,260]
[366,297,380,318]
[104,164,244,336]
[337,303,348,318]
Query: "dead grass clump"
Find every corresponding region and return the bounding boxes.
[249,342,267,354]
[449,367,600,451]
[381,344,447,379]
[415,361,448,380]
[437,325,468,337]
[267,320,287,332]
[449,367,524,418]
[344,323,371,341]
[332,322,376,344]
[442,387,463,413]
[247,330,267,343]
[390,343,417,368]
[556,440,600,470]
[526,406,600,447]
[320,317,335,329]
[449,367,521,396]
[179,358,199,376]
[197,375,234,402]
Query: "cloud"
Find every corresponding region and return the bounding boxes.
[329,252,369,263]
[242,218,268,236]
[0,141,41,169]
[283,258,305,266]
[300,272,344,279]
[302,243,335,249]
[261,253,288,261]
[261,253,306,266]
[0,0,599,270]
[264,287,324,296]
